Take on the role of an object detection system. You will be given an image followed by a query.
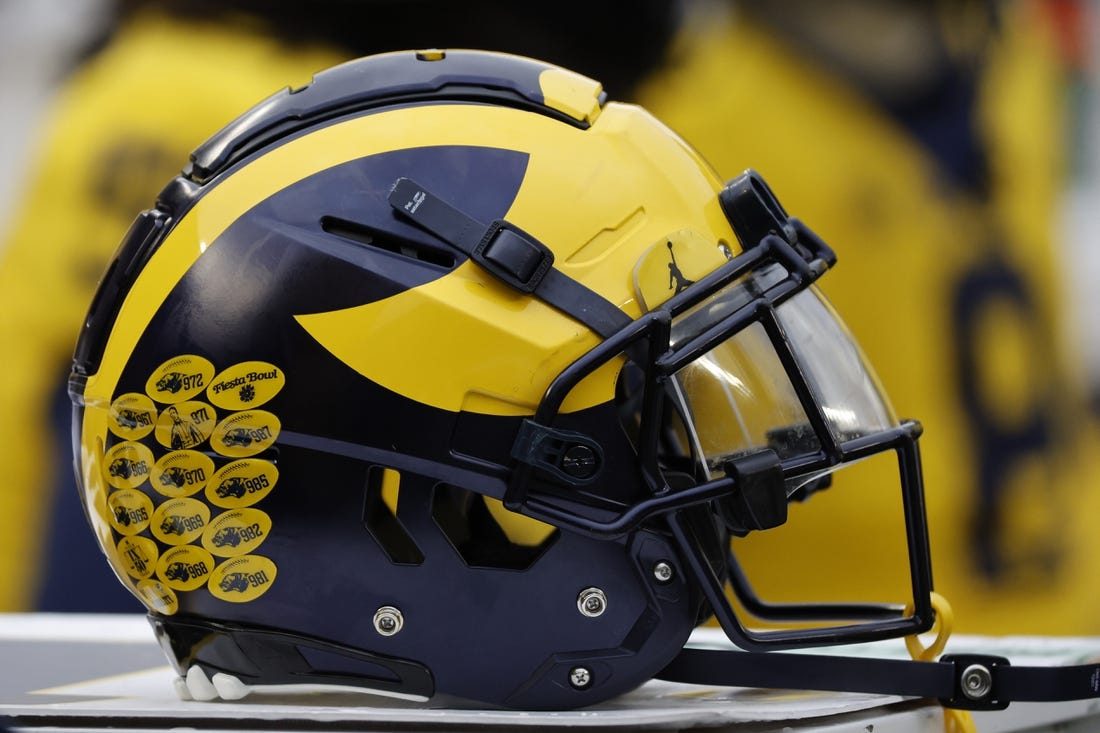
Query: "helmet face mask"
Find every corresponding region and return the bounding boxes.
[70,50,934,709]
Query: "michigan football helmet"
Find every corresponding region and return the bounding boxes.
[71,50,1090,710]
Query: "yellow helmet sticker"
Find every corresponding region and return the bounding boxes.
[151,450,214,498]
[154,401,217,451]
[145,355,215,404]
[202,507,271,557]
[135,579,179,616]
[206,361,285,410]
[116,535,159,579]
[211,410,280,458]
[206,459,278,509]
[106,489,153,536]
[107,392,158,440]
[208,555,277,603]
[156,544,216,592]
[151,496,211,545]
[633,228,731,312]
[103,441,155,490]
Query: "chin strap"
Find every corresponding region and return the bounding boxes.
[655,593,1100,714]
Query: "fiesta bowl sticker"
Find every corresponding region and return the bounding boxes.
[211,410,280,458]
[116,535,158,579]
[108,393,157,440]
[103,441,155,490]
[107,489,153,535]
[152,450,215,498]
[207,362,285,411]
[146,355,215,404]
[151,497,211,545]
[136,578,178,615]
[154,401,216,450]
[206,459,278,508]
[209,555,277,603]
[201,507,271,557]
[156,544,215,592]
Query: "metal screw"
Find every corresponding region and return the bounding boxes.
[960,664,993,700]
[577,587,607,617]
[373,606,404,636]
[561,445,598,478]
[569,666,592,689]
[653,561,674,583]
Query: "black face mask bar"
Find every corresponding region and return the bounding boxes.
[497,172,935,653]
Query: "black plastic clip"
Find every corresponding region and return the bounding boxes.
[719,449,788,536]
[511,419,603,485]
[939,654,1011,710]
[474,220,555,294]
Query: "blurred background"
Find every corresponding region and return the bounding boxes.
[1,0,1099,641]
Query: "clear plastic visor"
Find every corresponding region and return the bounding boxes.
[669,265,897,481]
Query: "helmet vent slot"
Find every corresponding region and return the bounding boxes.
[431,483,557,570]
[362,466,425,565]
[321,216,456,269]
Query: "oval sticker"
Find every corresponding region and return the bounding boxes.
[201,507,271,557]
[156,544,216,592]
[116,535,159,579]
[103,441,155,490]
[154,401,217,451]
[206,459,278,508]
[211,411,280,458]
[108,393,158,440]
[151,450,215,498]
[135,578,179,615]
[107,489,153,535]
[209,555,277,603]
[146,355,215,404]
[151,497,211,545]
[207,362,285,410]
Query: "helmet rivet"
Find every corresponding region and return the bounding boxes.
[961,664,993,700]
[653,561,674,583]
[561,445,598,478]
[373,606,404,636]
[577,587,607,617]
[569,666,592,689]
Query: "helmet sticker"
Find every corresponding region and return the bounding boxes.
[145,355,216,404]
[201,507,271,557]
[156,544,216,592]
[151,497,211,545]
[107,392,157,440]
[136,578,179,616]
[206,459,278,509]
[154,401,217,451]
[91,355,285,611]
[115,535,159,579]
[107,489,153,536]
[103,441,155,490]
[211,410,280,458]
[151,450,215,498]
[208,555,277,603]
[206,361,285,410]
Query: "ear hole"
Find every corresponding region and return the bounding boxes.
[431,483,558,570]
[363,466,424,565]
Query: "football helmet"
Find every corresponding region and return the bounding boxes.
[70,49,938,708]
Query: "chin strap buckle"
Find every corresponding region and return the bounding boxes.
[939,654,1011,711]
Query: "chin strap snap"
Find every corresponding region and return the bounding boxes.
[903,593,976,733]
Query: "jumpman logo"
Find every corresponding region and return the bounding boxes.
[667,241,694,294]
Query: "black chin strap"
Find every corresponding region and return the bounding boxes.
[656,647,1100,710]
